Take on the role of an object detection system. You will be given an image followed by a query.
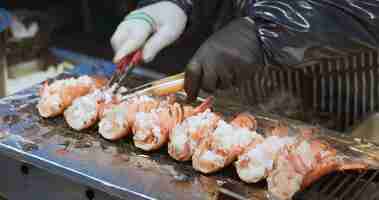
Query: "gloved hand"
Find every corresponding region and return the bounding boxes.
[111,1,187,63]
[184,17,264,101]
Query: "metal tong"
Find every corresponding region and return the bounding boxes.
[121,72,185,100]
[107,50,143,89]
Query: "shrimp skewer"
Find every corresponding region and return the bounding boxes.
[132,97,213,151]
[37,75,107,118]
[267,137,368,200]
[192,113,264,174]
[98,95,175,140]
[100,72,184,141]
[168,110,221,161]
[64,85,121,131]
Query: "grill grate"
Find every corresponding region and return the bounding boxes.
[294,170,379,200]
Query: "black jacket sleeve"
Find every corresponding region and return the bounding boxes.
[245,0,379,66]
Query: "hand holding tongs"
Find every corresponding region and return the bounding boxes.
[107,50,143,89]
[122,72,185,100]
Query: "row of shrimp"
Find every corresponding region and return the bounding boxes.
[37,75,214,152]
[37,75,125,131]
[37,75,107,118]
[235,126,369,200]
[167,111,368,200]
[38,76,369,200]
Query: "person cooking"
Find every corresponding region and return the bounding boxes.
[111,0,379,139]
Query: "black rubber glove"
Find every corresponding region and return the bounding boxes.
[184,17,264,101]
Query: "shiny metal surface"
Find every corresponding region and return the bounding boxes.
[0,73,263,200]
[0,153,123,200]
[0,70,379,200]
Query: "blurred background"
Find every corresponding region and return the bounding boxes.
[1,0,207,96]
[4,0,133,60]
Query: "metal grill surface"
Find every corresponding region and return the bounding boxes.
[294,170,379,200]
[0,72,379,200]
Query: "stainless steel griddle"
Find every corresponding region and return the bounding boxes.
[0,51,379,200]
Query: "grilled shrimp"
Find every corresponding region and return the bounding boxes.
[64,86,120,131]
[37,75,107,118]
[235,125,295,183]
[132,97,213,151]
[168,110,221,161]
[192,113,264,174]
[235,135,295,183]
[98,95,175,140]
[267,137,368,200]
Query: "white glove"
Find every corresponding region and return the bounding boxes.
[111,1,188,63]
[10,16,39,40]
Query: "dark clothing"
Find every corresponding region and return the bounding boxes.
[138,0,379,131]
[138,0,379,65]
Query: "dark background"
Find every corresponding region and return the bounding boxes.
[3,0,207,75]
